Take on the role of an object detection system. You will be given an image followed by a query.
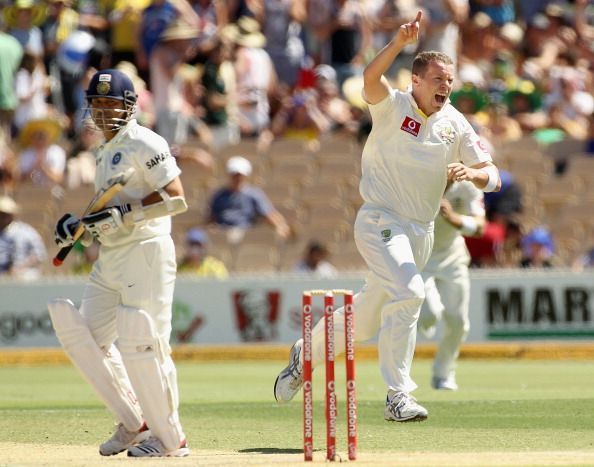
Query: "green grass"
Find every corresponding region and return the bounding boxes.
[1,359,594,455]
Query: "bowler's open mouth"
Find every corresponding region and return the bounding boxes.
[435,94,447,105]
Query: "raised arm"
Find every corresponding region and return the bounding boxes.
[363,10,422,104]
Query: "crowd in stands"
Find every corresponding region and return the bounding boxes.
[0,0,593,279]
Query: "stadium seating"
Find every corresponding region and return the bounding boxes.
[21,131,592,273]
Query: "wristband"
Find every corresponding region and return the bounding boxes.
[480,165,499,192]
[459,215,479,236]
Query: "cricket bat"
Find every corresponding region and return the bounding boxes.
[52,167,136,266]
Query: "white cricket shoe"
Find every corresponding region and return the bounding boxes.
[432,376,458,391]
[99,422,150,456]
[127,436,190,457]
[384,390,428,422]
[274,339,304,403]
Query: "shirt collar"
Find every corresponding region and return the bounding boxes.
[405,88,450,119]
[104,119,137,148]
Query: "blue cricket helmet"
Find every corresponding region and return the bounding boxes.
[85,69,137,131]
[86,68,137,103]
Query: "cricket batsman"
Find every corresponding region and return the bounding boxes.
[274,11,501,421]
[49,68,190,457]
[418,180,486,390]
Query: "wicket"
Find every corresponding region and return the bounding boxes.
[302,289,357,462]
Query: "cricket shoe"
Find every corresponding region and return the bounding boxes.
[99,422,150,456]
[127,436,190,457]
[274,339,304,403]
[384,390,428,422]
[432,376,458,391]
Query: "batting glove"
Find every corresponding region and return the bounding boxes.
[54,213,80,248]
[81,204,132,240]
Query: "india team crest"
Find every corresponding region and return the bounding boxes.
[232,290,280,342]
[96,81,111,95]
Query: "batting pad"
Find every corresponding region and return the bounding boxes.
[47,298,144,431]
[116,306,184,451]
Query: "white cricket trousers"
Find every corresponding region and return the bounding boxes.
[310,205,433,393]
[81,235,176,349]
[420,247,471,380]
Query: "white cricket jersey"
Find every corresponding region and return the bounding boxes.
[93,119,181,247]
[432,181,484,256]
[360,88,492,227]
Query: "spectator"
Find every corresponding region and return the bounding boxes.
[270,90,331,143]
[150,20,202,147]
[108,0,152,67]
[40,0,79,73]
[55,29,110,135]
[200,39,240,151]
[420,0,469,67]
[313,64,352,132]
[0,195,47,280]
[189,0,229,60]
[17,118,66,186]
[520,226,555,268]
[137,0,199,79]
[14,49,51,131]
[471,0,515,26]
[249,0,307,88]
[323,0,372,89]
[222,16,278,139]
[4,0,45,58]
[465,219,506,267]
[208,156,290,241]
[0,28,24,140]
[293,240,338,278]
[178,228,229,278]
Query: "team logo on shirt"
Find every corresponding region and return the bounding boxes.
[437,126,456,144]
[112,152,122,165]
[401,116,421,137]
[381,229,391,243]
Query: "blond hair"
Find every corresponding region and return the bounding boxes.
[412,51,454,76]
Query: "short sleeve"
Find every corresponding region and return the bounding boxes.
[139,132,181,189]
[457,118,493,167]
[365,88,405,122]
[251,187,273,217]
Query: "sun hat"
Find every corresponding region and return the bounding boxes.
[18,118,63,147]
[221,16,266,48]
[160,20,199,42]
[3,0,46,28]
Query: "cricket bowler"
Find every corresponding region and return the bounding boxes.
[274,11,501,422]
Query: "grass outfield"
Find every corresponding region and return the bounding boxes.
[2,359,594,465]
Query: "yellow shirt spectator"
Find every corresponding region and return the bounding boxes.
[177,228,229,279]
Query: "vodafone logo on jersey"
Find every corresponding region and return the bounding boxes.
[401,116,421,137]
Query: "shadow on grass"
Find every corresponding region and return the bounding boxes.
[239,447,302,454]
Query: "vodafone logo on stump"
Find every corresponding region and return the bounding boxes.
[401,116,421,136]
